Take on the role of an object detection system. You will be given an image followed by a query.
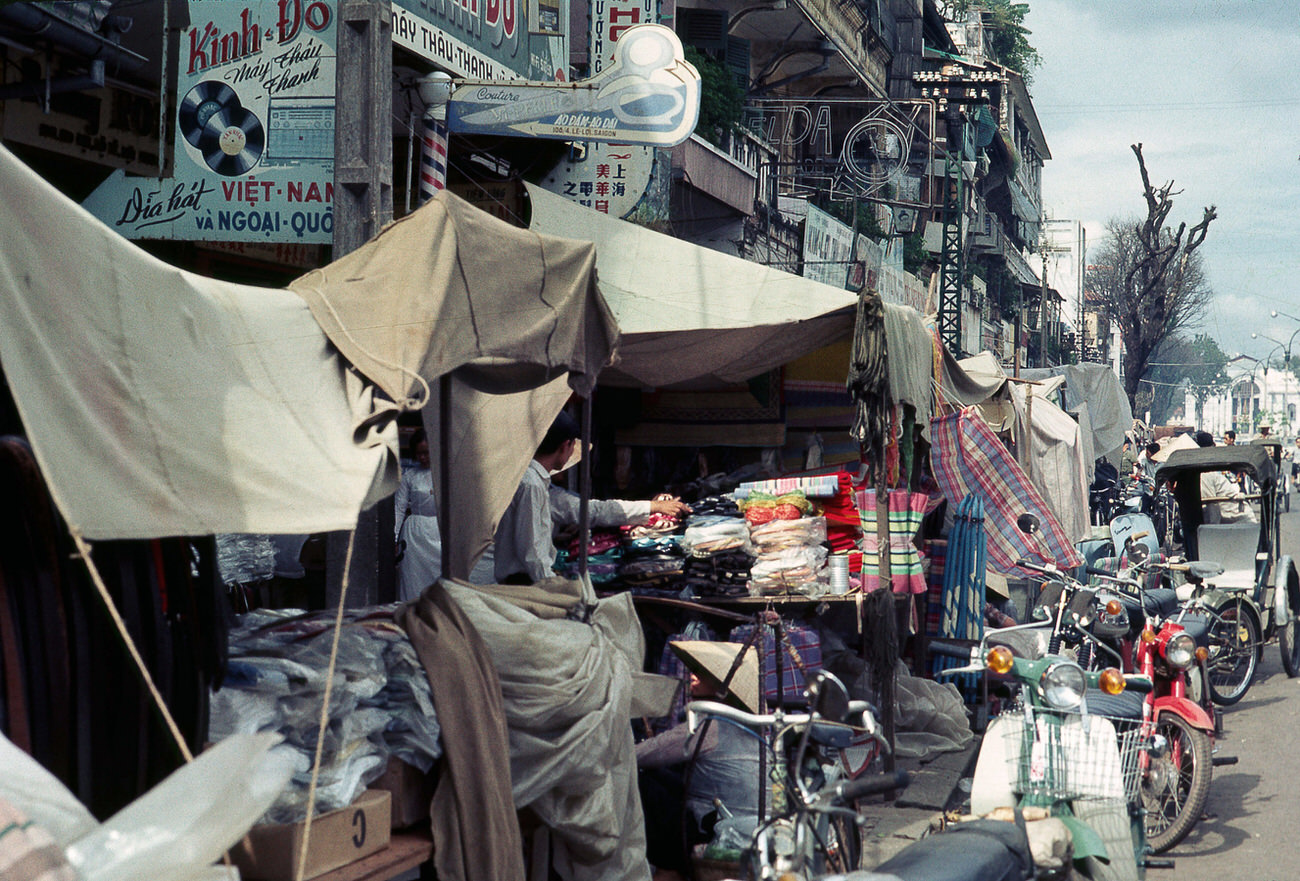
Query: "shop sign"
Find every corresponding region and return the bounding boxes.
[537,0,656,216]
[446,25,698,146]
[745,98,934,205]
[802,204,854,289]
[82,0,336,243]
[391,0,566,81]
[1,55,161,176]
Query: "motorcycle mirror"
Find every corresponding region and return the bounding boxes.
[1126,539,1150,565]
[1036,581,1064,612]
[1016,513,1041,535]
[807,670,851,723]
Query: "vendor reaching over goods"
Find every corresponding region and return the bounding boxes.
[482,411,691,585]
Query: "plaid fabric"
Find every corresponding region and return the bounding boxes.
[931,409,1083,572]
[855,489,928,594]
[653,621,715,728]
[924,538,948,635]
[729,622,822,706]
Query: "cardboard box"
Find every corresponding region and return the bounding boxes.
[230,789,392,881]
[371,757,435,829]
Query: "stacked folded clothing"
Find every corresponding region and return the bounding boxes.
[746,515,829,596]
[557,528,624,584]
[618,535,685,595]
[680,549,753,598]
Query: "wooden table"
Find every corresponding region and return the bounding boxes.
[311,833,433,881]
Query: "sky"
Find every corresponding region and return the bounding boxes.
[1023,0,1300,363]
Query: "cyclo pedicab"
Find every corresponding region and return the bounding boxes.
[1154,442,1300,704]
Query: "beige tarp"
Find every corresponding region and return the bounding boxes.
[525,183,857,389]
[0,145,397,539]
[289,192,619,578]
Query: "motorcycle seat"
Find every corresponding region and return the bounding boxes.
[1177,612,1212,645]
[853,817,1033,881]
[1114,586,1180,621]
[1085,688,1145,720]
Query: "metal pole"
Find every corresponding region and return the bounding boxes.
[326,0,394,608]
[579,396,592,581]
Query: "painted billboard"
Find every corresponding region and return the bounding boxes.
[83,0,336,243]
[446,25,698,146]
[538,0,657,217]
[391,0,566,81]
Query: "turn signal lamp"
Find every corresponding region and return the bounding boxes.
[1099,667,1127,695]
[1196,646,1209,663]
[986,646,1014,675]
[1140,628,1156,644]
[1106,599,1123,617]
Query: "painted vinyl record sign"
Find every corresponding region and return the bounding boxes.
[84,0,339,243]
[197,104,266,176]
[181,83,266,176]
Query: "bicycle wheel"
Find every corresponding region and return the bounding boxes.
[813,809,861,874]
[1206,596,1260,706]
[1143,712,1212,853]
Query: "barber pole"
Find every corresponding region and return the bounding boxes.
[419,113,449,202]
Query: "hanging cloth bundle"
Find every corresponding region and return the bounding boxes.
[846,290,891,469]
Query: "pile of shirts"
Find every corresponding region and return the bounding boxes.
[618,536,686,595]
[739,492,830,596]
[209,606,441,823]
[679,498,755,598]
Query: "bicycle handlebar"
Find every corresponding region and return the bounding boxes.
[835,769,910,801]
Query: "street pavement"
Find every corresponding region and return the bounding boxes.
[861,503,1300,878]
[1143,502,1300,881]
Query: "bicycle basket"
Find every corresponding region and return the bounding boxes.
[997,707,1143,804]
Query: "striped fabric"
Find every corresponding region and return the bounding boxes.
[0,799,75,881]
[855,489,928,593]
[930,408,1083,572]
[736,474,843,498]
[924,538,948,635]
[419,113,449,202]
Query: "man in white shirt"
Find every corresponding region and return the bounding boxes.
[488,412,691,584]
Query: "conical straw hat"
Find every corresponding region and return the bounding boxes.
[670,640,760,714]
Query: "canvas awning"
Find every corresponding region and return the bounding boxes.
[0,145,617,567]
[524,183,858,389]
[0,145,398,540]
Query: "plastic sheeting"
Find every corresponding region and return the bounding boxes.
[0,731,292,881]
[209,608,441,823]
[440,581,651,881]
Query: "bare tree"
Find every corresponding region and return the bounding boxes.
[1087,144,1217,412]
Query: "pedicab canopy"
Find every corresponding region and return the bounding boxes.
[1156,445,1275,564]
[0,143,616,545]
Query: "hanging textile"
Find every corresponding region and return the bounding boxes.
[933,495,985,696]
[931,409,1083,573]
[854,489,927,594]
[846,290,890,469]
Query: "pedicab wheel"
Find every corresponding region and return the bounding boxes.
[1206,596,1260,706]
[1280,611,1300,678]
[1143,712,1212,853]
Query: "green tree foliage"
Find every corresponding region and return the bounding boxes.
[1145,333,1228,425]
[684,46,745,147]
[949,1,1042,83]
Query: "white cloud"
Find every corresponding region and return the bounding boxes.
[1024,0,1300,361]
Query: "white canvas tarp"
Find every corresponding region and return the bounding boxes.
[525,183,858,389]
[0,145,398,539]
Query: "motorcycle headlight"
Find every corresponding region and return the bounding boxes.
[1041,661,1087,709]
[1165,633,1196,669]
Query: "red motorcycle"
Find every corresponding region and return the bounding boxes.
[1085,540,1224,853]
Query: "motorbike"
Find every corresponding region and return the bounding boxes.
[686,671,1034,881]
[1081,538,1222,853]
[933,625,1158,881]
